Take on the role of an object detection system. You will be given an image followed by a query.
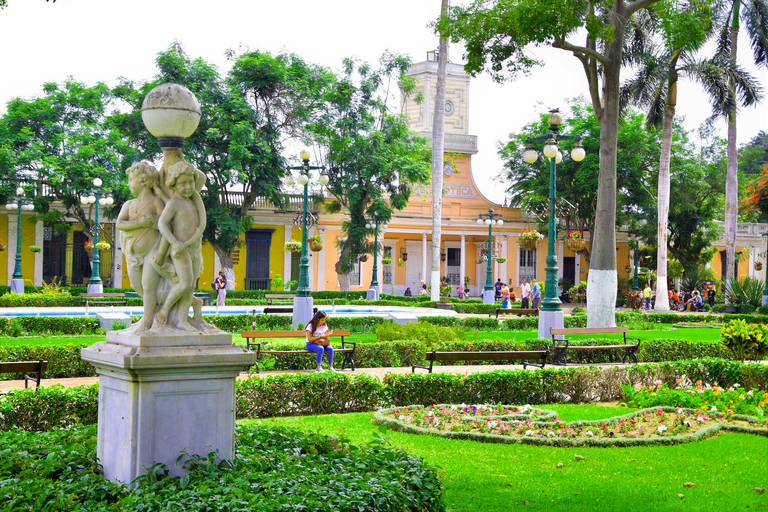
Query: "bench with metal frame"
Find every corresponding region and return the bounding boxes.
[491,308,539,319]
[241,329,356,373]
[80,292,128,308]
[264,293,296,305]
[549,327,641,366]
[263,306,318,315]
[411,349,548,374]
[0,360,48,389]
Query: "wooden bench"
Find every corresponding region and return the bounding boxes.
[264,294,296,305]
[412,350,548,374]
[549,327,641,366]
[491,308,539,318]
[0,360,48,389]
[80,293,128,308]
[263,306,318,315]
[241,329,356,373]
[193,292,212,306]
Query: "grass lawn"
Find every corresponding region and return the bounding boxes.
[259,404,768,512]
[0,327,721,350]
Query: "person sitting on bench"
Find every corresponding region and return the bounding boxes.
[305,311,335,373]
[686,290,702,311]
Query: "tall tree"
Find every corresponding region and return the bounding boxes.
[430,0,450,301]
[443,0,662,327]
[0,79,129,244]
[622,2,762,310]
[109,44,331,286]
[309,53,431,291]
[716,0,768,291]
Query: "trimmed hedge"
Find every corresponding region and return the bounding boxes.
[0,316,102,337]
[2,358,766,431]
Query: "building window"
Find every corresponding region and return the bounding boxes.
[446,247,461,285]
[519,248,537,285]
[383,246,392,285]
[338,245,362,287]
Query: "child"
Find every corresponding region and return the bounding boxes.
[404,287,412,297]
[154,161,206,331]
[306,311,334,372]
[116,161,165,331]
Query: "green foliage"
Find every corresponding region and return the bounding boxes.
[0,316,100,337]
[270,273,284,290]
[724,276,766,309]
[375,322,464,344]
[0,421,446,511]
[623,382,766,417]
[720,319,768,361]
[0,384,99,431]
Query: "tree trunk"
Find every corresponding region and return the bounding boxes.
[212,243,236,290]
[724,18,740,300]
[653,84,675,311]
[586,52,623,327]
[430,0,449,302]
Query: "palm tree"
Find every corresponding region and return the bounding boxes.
[716,0,768,289]
[623,21,762,311]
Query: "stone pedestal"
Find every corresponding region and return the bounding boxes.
[483,289,496,304]
[292,296,314,326]
[87,282,104,294]
[81,331,256,484]
[538,310,564,340]
[10,279,24,294]
[366,287,379,300]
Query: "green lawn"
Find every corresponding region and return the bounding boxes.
[0,327,721,349]
[259,405,768,512]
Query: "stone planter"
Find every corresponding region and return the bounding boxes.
[436,302,453,310]
[725,305,738,314]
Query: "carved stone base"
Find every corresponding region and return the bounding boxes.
[81,336,256,485]
[87,282,104,294]
[10,279,24,294]
[292,296,314,326]
[538,309,564,340]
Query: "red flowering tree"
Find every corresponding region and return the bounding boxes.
[741,163,768,217]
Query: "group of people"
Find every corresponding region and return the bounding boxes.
[638,284,716,312]
[495,279,541,309]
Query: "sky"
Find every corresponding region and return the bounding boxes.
[0,0,766,204]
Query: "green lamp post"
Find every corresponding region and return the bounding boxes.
[80,178,114,293]
[6,186,35,294]
[476,209,503,304]
[522,109,586,338]
[762,232,768,306]
[365,217,388,300]
[285,150,328,325]
[630,232,640,292]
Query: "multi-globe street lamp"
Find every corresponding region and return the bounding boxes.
[285,150,328,325]
[5,187,35,294]
[522,109,586,338]
[476,209,503,304]
[80,178,114,293]
[365,216,388,300]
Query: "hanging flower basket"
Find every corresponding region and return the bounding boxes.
[397,258,405,267]
[284,240,302,253]
[518,229,544,250]
[565,238,586,252]
[84,242,94,253]
[29,245,42,253]
[624,264,632,273]
[495,256,507,264]
[382,257,392,265]
[0,240,6,252]
[755,262,763,271]
[358,254,368,263]
[95,241,111,251]
[475,256,486,264]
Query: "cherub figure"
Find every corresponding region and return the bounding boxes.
[153,160,206,331]
[116,161,165,331]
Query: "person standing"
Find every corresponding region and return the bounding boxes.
[501,284,510,308]
[531,281,541,309]
[214,271,234,307]
[643,284,652,310]
[521,279,531,309]
[495,279,503,301]
[707,285,716,307]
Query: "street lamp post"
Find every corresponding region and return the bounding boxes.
[762,233,768,306]
[5,187,35,294]
[365,217,388,300]
[80,178,114,293]
[522,109,586,339]
[476,209,503,304]
[285,150,328,325]
[631,232,640,292]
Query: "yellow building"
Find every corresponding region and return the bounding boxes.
[3,54,767,296]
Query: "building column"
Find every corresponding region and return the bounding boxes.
[316,228,326,291]
[283,225,292,283]
[377,234,384,292]
[422,232,428,283]
[113,226,123,289]
[460,234,466,292]
[500,235,508,285]
[34,220,43,287]
[7,214,16,287]
[749,246,755,278]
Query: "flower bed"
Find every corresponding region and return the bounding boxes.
[374,404,768,446]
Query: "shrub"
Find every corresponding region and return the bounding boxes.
[374,322,464,345]
[725,276,765,309]
[720,319,768,361]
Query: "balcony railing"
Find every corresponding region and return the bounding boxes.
[244,278,272,291]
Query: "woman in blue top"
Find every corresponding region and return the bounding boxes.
[305,311,334,372]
